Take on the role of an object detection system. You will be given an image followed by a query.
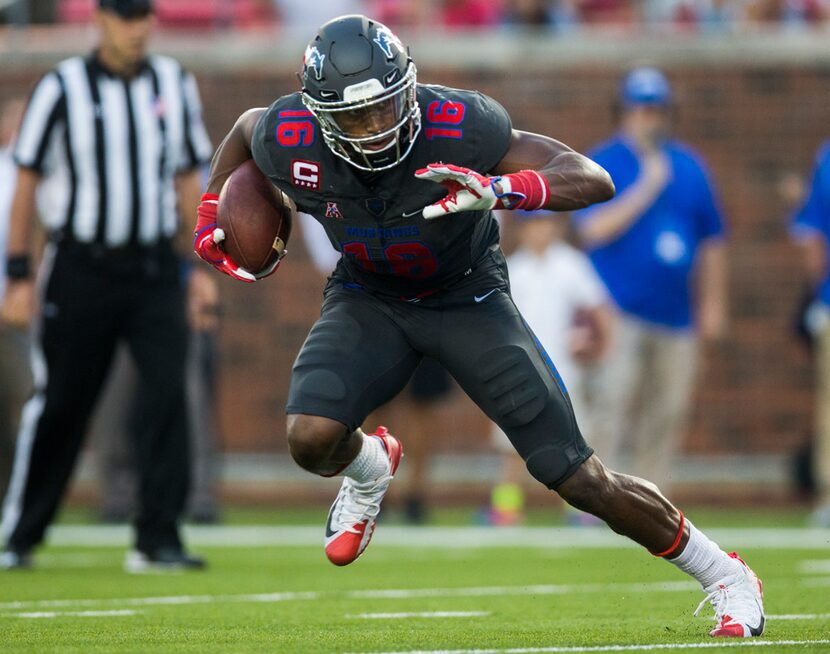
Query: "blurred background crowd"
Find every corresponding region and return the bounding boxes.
[2,0,829,33]
[2,0,829,536]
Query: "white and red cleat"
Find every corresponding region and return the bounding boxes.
[324,427,403,566]
[694,552,765,637]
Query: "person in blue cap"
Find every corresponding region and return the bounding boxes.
[790,140,830,528]
[575,66,728,494]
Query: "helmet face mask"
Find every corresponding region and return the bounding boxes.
[300,16,421,172]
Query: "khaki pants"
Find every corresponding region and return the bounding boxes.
[588,313,698,493]
[816,324,830,504]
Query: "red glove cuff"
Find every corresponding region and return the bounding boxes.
[195,193,220,237]
[502,170,550,211]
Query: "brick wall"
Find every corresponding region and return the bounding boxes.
[4,60,823,458]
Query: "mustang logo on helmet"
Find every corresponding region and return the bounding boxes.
[373,26,404,61]
[304,45,326,81]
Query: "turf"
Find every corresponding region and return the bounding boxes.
[1,518,829,653]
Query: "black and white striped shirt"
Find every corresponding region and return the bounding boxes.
[14,52,212,248]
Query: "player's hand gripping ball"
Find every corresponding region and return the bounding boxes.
[194,160,294,282]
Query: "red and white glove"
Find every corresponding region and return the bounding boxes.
[193,193,257,283]
[414,163,550,220]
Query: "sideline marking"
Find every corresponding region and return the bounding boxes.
[2,584,829,617]
[350,639,830,654]
[0,581,696,612]
[13,610,138,619]
[44,525,830,550]
[346,611,490,620]
[767,613,830,620]
[802,578,830,587]
[798,559,830,574]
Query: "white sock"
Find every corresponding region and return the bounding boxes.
[341,433,389,483]
[668,522,742,589]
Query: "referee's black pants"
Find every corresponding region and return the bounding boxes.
[1,240,190,555]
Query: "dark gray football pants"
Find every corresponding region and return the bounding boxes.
[286,249,593,489]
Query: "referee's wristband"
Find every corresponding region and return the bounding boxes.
[6,255,32,280]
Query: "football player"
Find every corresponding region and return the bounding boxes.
[194,15,765,638]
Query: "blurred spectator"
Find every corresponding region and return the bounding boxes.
[389,357,453,523]
[0,0,58,23]
[363,0,428,29]
[641,0,739,32]
[790,140,830,528]
[275,0,363,34]
[692,0,740,32]
[59,0,274,28]
[575,67,727,494]
[504,0,555,24]
[488,211,612,526]
[442,0,504,27]
[0,97,31,502]
[744,0,828,28]
[578,0,636,25]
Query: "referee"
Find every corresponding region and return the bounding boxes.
[0,0,217,572]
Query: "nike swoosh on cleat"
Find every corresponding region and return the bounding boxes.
[748,616,765,637]
[325,504,337,538]
[474,289,498,303]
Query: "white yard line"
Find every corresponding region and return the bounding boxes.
[0,581,696,612]
[12,610,138,619]
[348,581,698,600]
[35,552,121,568]
[349,640,830,654]
[346,612,491,619]
[766,613,830,620]
[42,525,830,549]
[1,583,828,619]
[798,559,830,573]
[0,591,320,611]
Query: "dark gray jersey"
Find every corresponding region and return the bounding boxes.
[252,84,512,298]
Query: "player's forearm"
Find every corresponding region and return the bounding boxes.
[205,108,265,196]
[538,151,615,212]
[493,131,614,212]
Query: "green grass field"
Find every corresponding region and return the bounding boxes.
[1,508,829,653]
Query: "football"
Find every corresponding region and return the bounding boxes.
[217,159,294,276]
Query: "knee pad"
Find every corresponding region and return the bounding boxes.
[291,317,359,403]
[525,441,592,490]
[476,345,592,489]
[476,345,547,428]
